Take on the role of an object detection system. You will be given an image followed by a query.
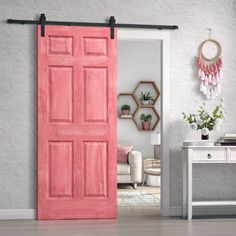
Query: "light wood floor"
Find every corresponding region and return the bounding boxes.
[1,209,236,236]
[1,186,236,236]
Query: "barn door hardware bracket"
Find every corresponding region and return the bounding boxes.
[109,16,116,39]
[7,14,178,39]
[39,13,46,37]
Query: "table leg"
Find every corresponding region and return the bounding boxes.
[182,157,187,218]
[187,157,192,220]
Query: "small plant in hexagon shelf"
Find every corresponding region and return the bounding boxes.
[139,91,155,105]
[121,104,131,115]
[140,113,152,130]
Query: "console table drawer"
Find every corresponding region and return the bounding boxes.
[229,149,236,162]
[192,149,226,162]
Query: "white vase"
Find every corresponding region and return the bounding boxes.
[142,100,149,105]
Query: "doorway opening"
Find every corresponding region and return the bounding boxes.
[117,29,170,217]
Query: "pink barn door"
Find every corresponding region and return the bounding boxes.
[38,25,117,219]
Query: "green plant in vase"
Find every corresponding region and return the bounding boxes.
[182,99,225,140]
[139,91,154,105]
[121,104,131,115]
[140,113,152,130]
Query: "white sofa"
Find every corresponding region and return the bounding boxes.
[117,150,142,189]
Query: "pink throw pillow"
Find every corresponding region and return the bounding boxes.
[117,145,133,163]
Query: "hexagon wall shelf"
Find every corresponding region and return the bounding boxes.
[133,107,160,131]
[134,81,160,106]
[118,93,139,119]
[118,81,161,131]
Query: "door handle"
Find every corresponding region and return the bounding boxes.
[207,153,212,159]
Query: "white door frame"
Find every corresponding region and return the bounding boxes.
[117,29,170,216]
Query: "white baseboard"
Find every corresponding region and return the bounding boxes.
[170,206,236,217]
[0,209,36,220]
[1,207,236,220]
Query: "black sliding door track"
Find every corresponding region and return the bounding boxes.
[7,14,178,39]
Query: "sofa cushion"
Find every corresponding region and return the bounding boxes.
[117,163,131,175]
[117,145,133,163]
[117,175,132,183]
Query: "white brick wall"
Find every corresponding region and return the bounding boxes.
[0,0,235,211]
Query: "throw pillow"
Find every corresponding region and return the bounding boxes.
[117,145,133,163]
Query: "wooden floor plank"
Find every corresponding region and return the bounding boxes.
[1,207,236,236]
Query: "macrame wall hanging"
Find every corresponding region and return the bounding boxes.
[197,29,223,100]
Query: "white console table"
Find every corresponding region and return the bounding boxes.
[182,145,236,220]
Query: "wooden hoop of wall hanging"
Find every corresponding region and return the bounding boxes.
[198,39,222,62]
[197,36,223,100]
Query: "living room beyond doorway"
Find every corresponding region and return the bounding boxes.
[117,38,162,215]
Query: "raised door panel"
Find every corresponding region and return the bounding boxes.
[83,37,108,56]
[48,141,74,198]
[48,36,74,56]
[48,66,73,123]
[83,141,108,198]
[83,67,108,123]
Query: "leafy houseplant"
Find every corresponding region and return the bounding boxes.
[121,104,131,115]
[140,113,152,130]
[139,91,154,105]
[182,100,225,140]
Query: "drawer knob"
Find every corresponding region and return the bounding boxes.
[207,153,212,159]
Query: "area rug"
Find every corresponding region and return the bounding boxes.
[118,191,160,207]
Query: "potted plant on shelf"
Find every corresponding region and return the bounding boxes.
[140,113,152,130]
[182,99,225,140]
[139,91,155,105]
[121,104,131,115]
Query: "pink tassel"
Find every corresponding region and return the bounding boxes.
[208,74,212,84]
[216,72,220,82]
[219,70,222,79]
[197,53,223,99]
[213,63,217,73]
[212,75,216,85]
[209,65,213,74]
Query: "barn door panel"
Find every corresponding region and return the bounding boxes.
[38,26,117,219]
